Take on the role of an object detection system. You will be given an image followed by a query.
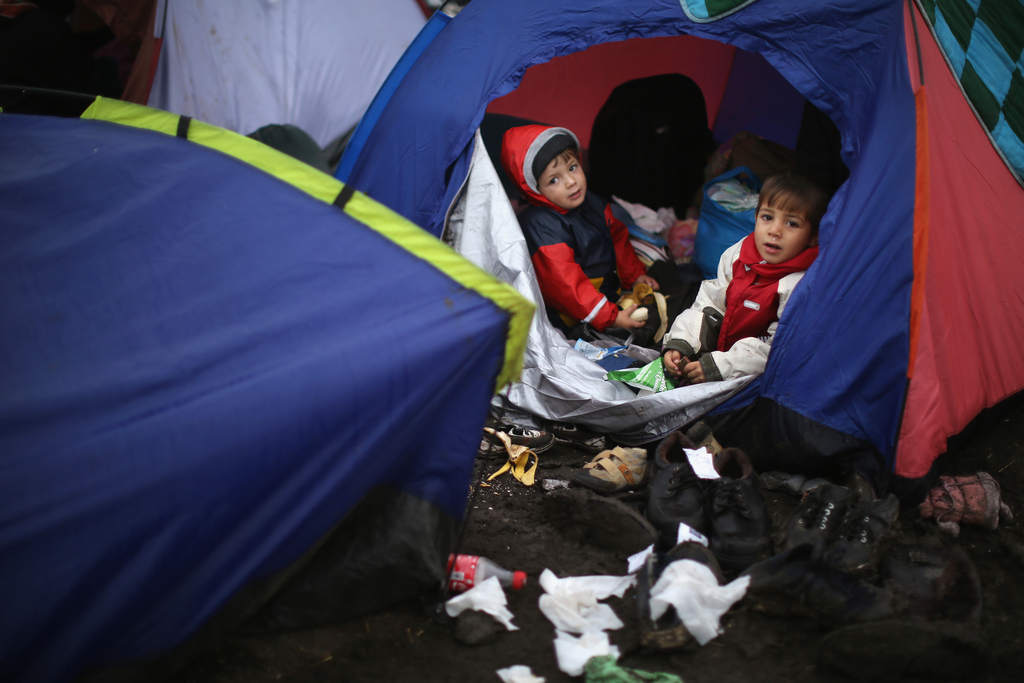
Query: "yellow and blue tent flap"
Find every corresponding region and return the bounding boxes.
[81,97,534,390]
[0,103,528,683]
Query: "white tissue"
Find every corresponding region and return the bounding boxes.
[496,664,546,683]
[684,446,719,479]
[675,522,709,547]
[648,560,749,645]
[553,630,620,677]
[445,575,518,631]
[627,545,655,574]
[537,569,634,633]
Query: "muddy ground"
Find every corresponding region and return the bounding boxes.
[179,400,1024,683]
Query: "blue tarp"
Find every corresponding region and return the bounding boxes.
[0,113,512,682]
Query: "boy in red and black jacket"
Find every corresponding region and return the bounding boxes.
[500,125,659,335]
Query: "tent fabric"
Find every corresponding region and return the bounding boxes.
[334,10,453,182]
[448,131,749,441]
[681,0,761,23]
[80,97,534,389]
[917,0,1024,182]
[0,102,531,683]
[485,37,805,158]
[142,0,427,148]
[342,0,919,476]
[342,0,1024,494]
[895,0,1024,477]
[485,36,737,150]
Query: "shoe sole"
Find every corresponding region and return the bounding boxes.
[477,437,555,457]
[551,435,608,454]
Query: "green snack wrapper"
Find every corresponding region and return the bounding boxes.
[605,357,676,393]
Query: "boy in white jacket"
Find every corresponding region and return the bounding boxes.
[663,169,829,384]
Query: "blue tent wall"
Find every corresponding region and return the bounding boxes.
[342,0,916,484]
[0,113,513,682]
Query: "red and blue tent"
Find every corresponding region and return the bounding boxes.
[339,0,1024,501]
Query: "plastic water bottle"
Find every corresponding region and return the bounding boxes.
[446,554,527,593]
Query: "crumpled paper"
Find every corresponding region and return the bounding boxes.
[554,630,620,677]
[538,569,635,634]
[445,575,518,631]
[496,664,546,683]
[648,560,749,645]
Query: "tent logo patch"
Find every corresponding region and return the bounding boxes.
[680,0,761,23]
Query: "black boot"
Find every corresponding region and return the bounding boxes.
[740,540,899,626]
[635,541,726,651]
[706,448,772,572]
[645,431,713,548]
[827,493,900,580]
[780,483,852,553]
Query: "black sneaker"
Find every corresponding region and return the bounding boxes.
[841,470,878,504]
[477,425,554,456]
[546,421,610,453]
[645,431,713,548]
[780,483,852,552]
[706,448,772,571]
[740,540,900,626]
[827,494,900,580]
[636,542,726,651]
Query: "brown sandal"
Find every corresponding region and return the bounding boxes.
[571,446,649,494]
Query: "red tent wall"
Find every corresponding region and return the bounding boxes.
[897,2,1024,477]
[486,35,735,148]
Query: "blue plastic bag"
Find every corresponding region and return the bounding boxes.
[692,166,762,279]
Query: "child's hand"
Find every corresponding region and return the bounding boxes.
[683,359,706,384]
[634,274,660,291]
[663,349,684,377]
[612,304,646,329]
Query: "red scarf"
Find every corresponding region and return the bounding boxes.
[717,235,818,352]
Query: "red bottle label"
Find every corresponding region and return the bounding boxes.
[446,554,479,593]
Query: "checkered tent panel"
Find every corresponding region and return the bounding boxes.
[919,0,1024,180]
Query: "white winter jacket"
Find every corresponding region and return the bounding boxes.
[662,239,809,381]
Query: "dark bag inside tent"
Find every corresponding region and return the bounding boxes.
[587,73,719,215]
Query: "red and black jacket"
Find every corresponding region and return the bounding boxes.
[500,124,646,332]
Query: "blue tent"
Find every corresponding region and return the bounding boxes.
[340,0,1024,501]
[0,96,532,683]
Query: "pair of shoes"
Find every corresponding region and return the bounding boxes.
[570,446,649,494]
[645,431,771,571]
[740,540,900,626]
[545,421,610,453]
[781,484,900,581]
[478,425,554,456]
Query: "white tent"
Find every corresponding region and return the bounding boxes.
[143,0,426,147]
